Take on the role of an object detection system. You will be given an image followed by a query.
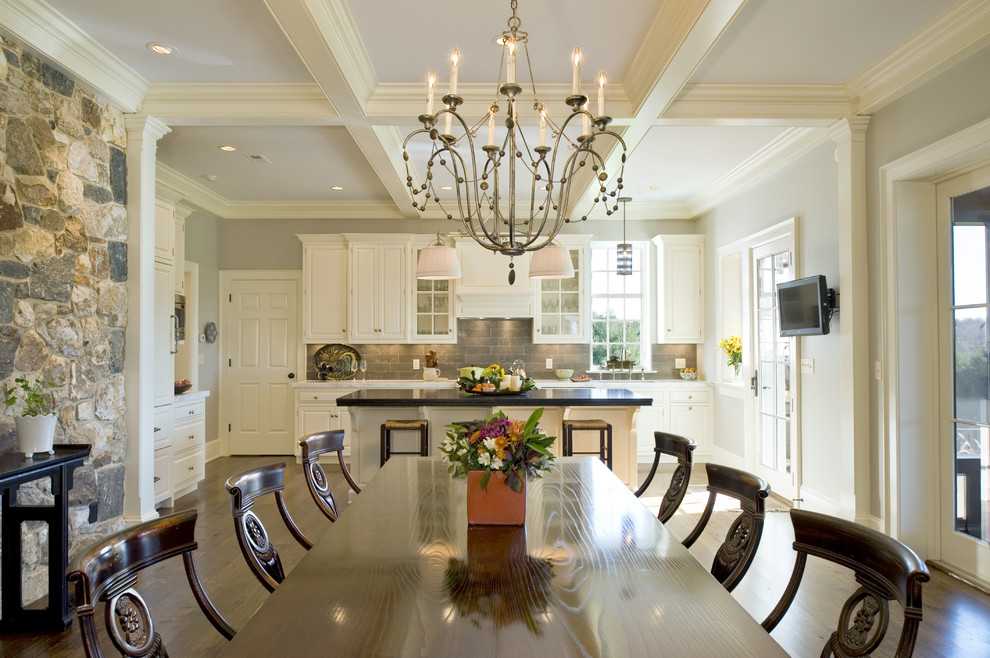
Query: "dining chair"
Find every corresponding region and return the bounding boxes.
[225,462,313,592]
[680,462,770,592]
[761,508,930,656]
[66,509,235,657]
[299,429,362,522]
[633,431,696,523]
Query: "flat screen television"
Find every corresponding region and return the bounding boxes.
[777,275,831,336]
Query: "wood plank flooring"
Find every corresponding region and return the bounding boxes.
[0,457,988,656]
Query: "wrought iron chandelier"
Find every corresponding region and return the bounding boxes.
[402,0,628,282]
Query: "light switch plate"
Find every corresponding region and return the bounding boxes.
[198,353,205,365]
[545,358,553,369]
[800,358,814,374]
[675,358,686,369]
[412,359,420,370]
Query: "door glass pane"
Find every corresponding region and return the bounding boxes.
[953,225,988,306]
[954,307,989,425]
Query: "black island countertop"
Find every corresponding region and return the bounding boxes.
[335,387,653,407]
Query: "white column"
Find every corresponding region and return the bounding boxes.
[123,115,171,523]
[827,116,871,523]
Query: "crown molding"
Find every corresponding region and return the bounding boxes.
[689,126,827,217]
[155,164,229,217]
[225,200,404,220]
[142,83,339,125]
[847,0,990,114]
[664,84,850,124]
[0,0,148,112]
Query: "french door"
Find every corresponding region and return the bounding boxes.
[937,165,990,580]
[751,238,797,499]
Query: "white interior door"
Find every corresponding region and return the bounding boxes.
[228,276,299,455]
[937,165,990,581]
[751,237,797,499]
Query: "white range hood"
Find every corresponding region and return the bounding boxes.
[454,242,534,318]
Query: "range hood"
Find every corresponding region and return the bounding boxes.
[454,243,534,318]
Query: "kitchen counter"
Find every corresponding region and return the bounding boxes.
[294,378,706,389]
[336,387,653,407]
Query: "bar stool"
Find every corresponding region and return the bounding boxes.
[381,419,429,466]
[561,418,612,469]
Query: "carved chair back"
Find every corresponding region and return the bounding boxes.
[680,462,770,592]
[761,508,930,657]
[225,462,313,592]
[633,431,696,523]
[66,510,235,658]
[299,430,362,522]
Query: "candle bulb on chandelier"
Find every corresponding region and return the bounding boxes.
[449,49,460,95]
[597,70,607,116]
[582,101,591,136]
[539,108,547,147]
[443,104,452,135]
[506,38,516,84]
[571,47,581,95]
[426,69,436,115]
[487,110,495,146]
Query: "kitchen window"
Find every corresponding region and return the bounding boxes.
[590,242,650,371]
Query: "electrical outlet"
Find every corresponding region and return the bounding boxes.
[800,358,814,374]
[545,358,553,369]
[675,358,686,369]
[413,359,420,370]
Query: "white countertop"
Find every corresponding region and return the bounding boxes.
[173,390,211,401]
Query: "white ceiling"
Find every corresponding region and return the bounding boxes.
[19,0,978,221]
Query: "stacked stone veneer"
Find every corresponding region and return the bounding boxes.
[0,36,128,605]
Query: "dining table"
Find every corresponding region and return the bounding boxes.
[219,457,787,656]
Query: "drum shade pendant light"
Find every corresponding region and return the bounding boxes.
[416,234,462,280]
[616,197,632,276]
[402,0,629,285]
[529,242,574,279]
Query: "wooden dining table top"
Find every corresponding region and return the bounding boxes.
[220,457,787,657]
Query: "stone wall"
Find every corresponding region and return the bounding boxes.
[0,35,128,604]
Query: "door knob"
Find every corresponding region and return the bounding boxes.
[288,372,295,379]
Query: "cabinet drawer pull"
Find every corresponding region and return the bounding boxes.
[154,476,161,483]
[314,395,319,399]
[188,466,195,471]
[154,427,161,433]
[188,410,195,415]
[188,434,195,440]
[688,407,693,411]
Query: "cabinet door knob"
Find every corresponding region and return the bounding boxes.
[188,410,194,415]
[188,466,195,471]
[188,434,195,440]
[313,395,319,399]
[154,427,161,433]
[288,372,296,379]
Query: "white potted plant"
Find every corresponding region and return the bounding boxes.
[4,345,59,458]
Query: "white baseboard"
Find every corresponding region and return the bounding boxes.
[205,438,224,462]
[709,444,746,470]
[797,486,853,520]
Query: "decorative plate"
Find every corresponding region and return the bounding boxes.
[312,343,362,380]
[204,322,218,344]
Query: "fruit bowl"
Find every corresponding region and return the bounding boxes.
[174,380,192,394]
[555,369,574,380]
[679,370,698,381]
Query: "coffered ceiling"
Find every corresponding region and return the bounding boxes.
[4,0,987,222]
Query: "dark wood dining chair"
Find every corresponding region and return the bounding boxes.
[761,508,931,657]
[300,429,362,522]
[66,509,235,657]
[633,431,696,523]
[681,462,770,592]
[225,462,313,592]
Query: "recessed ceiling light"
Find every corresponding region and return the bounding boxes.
[440,186,452,191]
[219,145,236,152]
[202,175,217,182]
[330,186,344,191]
[147,43,175,56]
[648,186,659,190]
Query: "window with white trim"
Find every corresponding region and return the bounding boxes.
[590,242,650,370]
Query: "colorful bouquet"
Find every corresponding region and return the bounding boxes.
[456,363,536,393]
[440,408,556,491]
[717,335,742,373]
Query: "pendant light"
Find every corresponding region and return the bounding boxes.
[415,234,462,280]
[617,197,633,275]
[529,242,575,279]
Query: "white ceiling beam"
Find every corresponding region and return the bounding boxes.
[142,83,339,126]
[664,84,850,125]
[0,0,148,112]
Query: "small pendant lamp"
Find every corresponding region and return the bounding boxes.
[617,197,633,275]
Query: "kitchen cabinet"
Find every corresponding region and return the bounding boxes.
[410,240,456,344]
[667,388,712,459]
[153,261,175,407]
[295,389,354,457]
[154,199,175,265]
[348,239,408,342]
[534,236,590,343]
[299,236,348,341]
[152,407,173,506]
[454,241,533,318]
[634,388,666,462]
[172,394,207,500]
[172,204,193,294]
[653,234,705,343]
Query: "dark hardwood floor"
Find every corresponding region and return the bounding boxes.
[1,457,989,656]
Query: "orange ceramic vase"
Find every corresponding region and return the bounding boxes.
[466,470,526,525]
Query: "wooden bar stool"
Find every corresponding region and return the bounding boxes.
[561,418,612,469]
[381,419,429,466]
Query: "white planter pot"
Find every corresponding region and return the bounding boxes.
[423,368,440,381]
[15,414,57,458]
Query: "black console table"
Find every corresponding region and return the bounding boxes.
[0,444,90,632]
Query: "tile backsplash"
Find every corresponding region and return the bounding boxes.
[306,319,697,380]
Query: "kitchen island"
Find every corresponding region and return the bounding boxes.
[337,388,652,487]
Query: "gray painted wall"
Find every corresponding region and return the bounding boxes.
[184,209,221,442]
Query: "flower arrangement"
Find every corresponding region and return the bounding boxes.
[717,335,742,374]
[440,408,556,492]
[4,343,59,417]
[456,363,536,393]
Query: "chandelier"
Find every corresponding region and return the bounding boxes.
[403,0,628,282]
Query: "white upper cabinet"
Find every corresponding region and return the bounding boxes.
[173,204,193,295]
[409,239,456,343]
[298,235,348,342]
[347,236,410,342]
[653,234,705,344]
[454,241,534,317]
[154,199,175,265]
[534,235,590,343]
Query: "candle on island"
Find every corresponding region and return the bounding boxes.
[426,69,436,115]
[506,38,516,84]
[449,49,460,95]
[571,47,581,95]
[597,70,607,117]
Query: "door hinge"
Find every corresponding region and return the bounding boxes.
[228,424,231,432]
[228,358,231,367]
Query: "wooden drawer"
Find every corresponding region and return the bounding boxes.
[173,400,205,423]
[154,446,171,502]
[669,390,711,404]
[154,408,172,449]
[296,390,340,403]
[173,419,205,454]
[172,448,205,490]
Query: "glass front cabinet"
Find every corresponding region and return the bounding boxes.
[534,235,590,344]
[410,240,457,343]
